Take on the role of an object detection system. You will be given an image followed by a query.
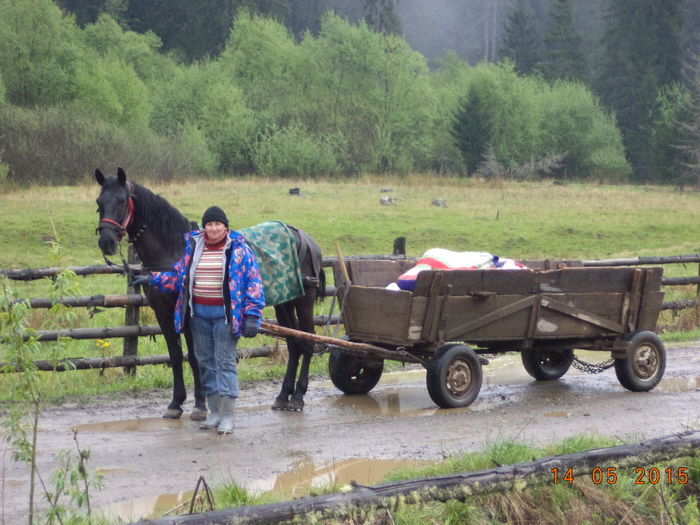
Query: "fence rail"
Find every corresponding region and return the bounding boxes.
[2,252,699,373]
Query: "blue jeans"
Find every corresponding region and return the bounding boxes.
[190,303,239,398]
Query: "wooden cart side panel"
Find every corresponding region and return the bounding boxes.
[342,286,414,345]
[441,292,628,341]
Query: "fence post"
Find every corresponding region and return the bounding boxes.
[393,237,406,256]
[123,245,140,375]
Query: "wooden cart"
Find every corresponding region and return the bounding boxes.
[328,259,666,409]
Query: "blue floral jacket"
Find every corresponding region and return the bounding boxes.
[150,230,265,335]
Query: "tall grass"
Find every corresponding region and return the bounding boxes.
[208,434,700,525]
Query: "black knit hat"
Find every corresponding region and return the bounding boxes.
[201,206,228,228]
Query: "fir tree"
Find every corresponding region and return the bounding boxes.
[499,0,542,75]
[541,0,586,82]
[597,0,683,182]
[364,0,401,36]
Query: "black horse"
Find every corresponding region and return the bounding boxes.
[95,168,326,415]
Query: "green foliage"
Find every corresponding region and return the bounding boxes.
[124,0,236,62]
[149,62,255,173]
[597,0,684,182]
[363,0,401,36]
[453,62,541,173]
[451,62,629,179]
[541,0,587,83]
[538,80,630,179]
[0,0,82,107]
[81,14,167,82]
[652,82,691,186]
[252,124,341,177]
[498,0,542,76]
[0,1,686,184]
[73,55,152,127]
[0,104,217,184]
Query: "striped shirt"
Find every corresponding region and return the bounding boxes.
[192,239,226,305]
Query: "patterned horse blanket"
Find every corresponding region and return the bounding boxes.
[240,221,305,306]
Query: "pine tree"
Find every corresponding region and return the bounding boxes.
[597,0,683,182]
[364,0,401,36]
[499,0,542,75]
[676,50,700,189]
[541,0,586,82]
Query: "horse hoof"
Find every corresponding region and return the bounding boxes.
[162,408,183,419]
[287,400,304,411]
[271,398,288,411]
[190,408,208,421]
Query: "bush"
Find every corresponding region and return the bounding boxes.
[0,105,217,185]
[252,125,340,177]
[453,63,541,173]
[538,81,630,180]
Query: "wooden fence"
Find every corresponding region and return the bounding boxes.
[1,249,699,373]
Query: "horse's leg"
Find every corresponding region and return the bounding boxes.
[148,291,186,419]
[288,291,318,411]
[183,325,207,420]
[271,303,300,411]
[157,321,187,419]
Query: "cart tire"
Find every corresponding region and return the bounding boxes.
[328,347,384,395]
[614,331,666,392]
[521,348,573,381]
[426,344,483,408]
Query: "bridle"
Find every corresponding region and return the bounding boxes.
[97,180,135,243]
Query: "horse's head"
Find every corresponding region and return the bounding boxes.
[95,167,135,256]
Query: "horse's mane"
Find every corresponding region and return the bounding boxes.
[131,181,193,252]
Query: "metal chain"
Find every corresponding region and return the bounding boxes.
[571,354,615,374]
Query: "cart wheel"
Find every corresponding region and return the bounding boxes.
[614,331,666,392]
[426,344,483,408]
[521,348,573,381]
[328,347,384,395]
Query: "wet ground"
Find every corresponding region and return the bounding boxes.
[3,343,700,523]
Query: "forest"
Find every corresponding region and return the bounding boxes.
[0,0,698,186]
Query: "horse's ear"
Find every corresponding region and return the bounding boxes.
[117,167,127,184]
[95,169,105,186]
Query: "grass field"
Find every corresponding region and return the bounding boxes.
[2,175,700,270]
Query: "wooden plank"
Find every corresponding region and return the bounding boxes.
[637,292,665,330]
[346,259,415,287]
[443,295,538,341]
[260,321,423,364]
[343,286,413,345]
[441,292,627,342]
[421,273,444,340]
[539,296,624,333]
[539,267,637,293]
[624,268,643,332]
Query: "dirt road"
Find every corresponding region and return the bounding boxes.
[3,343,700,523]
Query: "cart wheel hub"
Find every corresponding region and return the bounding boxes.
[446,360,472,397]
[632,344,658,380]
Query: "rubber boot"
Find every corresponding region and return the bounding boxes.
[217,396,236,434]
[199,393,221,430]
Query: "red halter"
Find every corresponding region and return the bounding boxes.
[99,181,135,242]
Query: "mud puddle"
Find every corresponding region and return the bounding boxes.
[100,456,429,521]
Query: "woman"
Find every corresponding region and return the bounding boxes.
[133,206,265,434]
